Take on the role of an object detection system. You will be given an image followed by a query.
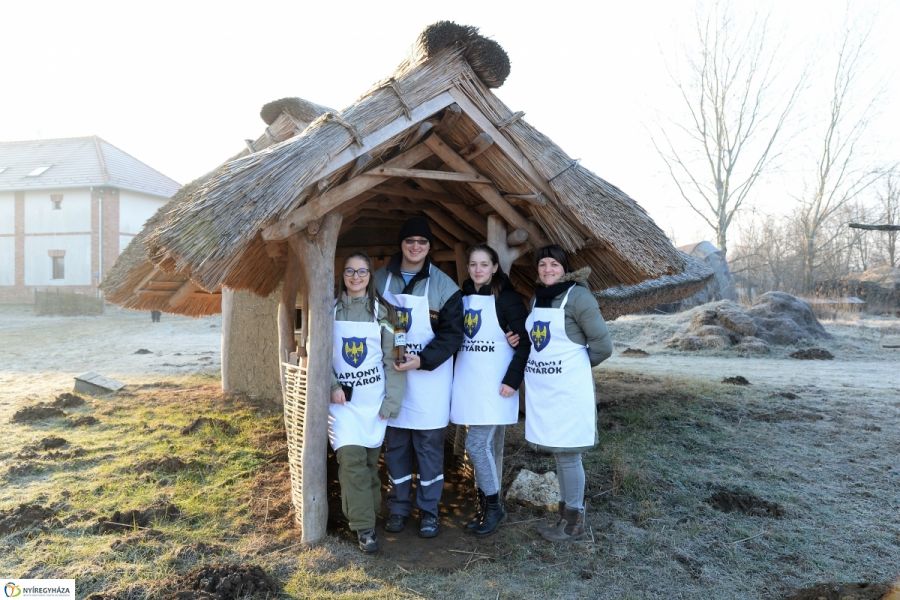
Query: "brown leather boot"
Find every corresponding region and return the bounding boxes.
[536,501,565,537]
[538,505,586,542]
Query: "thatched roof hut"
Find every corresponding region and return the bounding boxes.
[103,22,709,317]
[102,22,712,544]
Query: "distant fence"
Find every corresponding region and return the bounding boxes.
[34,289,104,316]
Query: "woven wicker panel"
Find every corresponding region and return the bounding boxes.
[282,361,308,529]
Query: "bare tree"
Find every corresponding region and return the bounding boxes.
[653,4,802,256]
[875,170,899,266]
[796,26,882,291]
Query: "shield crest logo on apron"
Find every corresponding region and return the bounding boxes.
[463,308,482,339]
[396,307,413,331]
[530,320,551,352]
[341,336,368,367]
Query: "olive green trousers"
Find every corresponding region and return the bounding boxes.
[336,445,382,531]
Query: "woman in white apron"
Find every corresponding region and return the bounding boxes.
[450,244,530,536]
[330,252,405,554]
[524,245,612,542]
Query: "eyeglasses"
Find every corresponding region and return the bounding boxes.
[403,238,430,247]
[343,267,370,278]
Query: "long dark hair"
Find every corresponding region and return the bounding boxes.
[466,244,506,298]
[534,244,571,273]
[340,251,396,322]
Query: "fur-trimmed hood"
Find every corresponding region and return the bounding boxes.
[536,266,592,287]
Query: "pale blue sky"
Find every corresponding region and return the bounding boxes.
[3,0,897,245]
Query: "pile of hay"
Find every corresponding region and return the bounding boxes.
[666,292,830,354]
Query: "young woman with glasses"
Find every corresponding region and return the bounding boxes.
[329,251,406,554]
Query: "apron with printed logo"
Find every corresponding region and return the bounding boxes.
[383,268,453,430]
[450,293,518,425]
[524,287,596,448]
[328,303,388,450]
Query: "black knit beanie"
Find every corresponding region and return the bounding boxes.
[397,216,434,244]
[534,244,570,272]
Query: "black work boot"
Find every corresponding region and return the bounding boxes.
[474,493,506,537]
[465,488,486,531]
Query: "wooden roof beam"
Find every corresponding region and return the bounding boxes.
[435,104,462,135]
[460,133,494,161]
[423,134,549,248]
[505,192,548,207]
[169,280,199,307]
[262,143,433,241]
[374,167,489,184]
[448,88,558,203]
[413,178,488,237]
[371,182,465,204]
[422,207,477,245]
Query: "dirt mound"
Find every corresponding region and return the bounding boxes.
[667,293,830,352]
[11,404,66,423]
[0,503,55,534]
[790,348,834,360]
[94,503,181,533]
[705,488,784,517]
[722,376,751,385]
[134,348,153,354]
[133,457,201,474]
[782,582,892,600]
[168,564,278,600]
[53,392,86,408]
[20,436,69,456]
[69,416,100,427]
[181,417,237,436]
[621,347,649,357]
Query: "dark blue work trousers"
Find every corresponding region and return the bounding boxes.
[384,426,445,518]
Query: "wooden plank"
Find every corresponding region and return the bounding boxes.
[505,193,548,207]
[435,103,462,135]
[347,152,374,179]
[448,88,558,202]
[454,243,468,284]
[374,167,489,183]
[133,266,160,294]
[413,178,488,237]
[423,134,548,248]
[262,143,433,241]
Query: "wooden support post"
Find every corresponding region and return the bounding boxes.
[487,216,524,275]
[460,132,494,161]
[507,228,529,246]
[290,212,342,544]
[454,242,468,284]
[279,239,301,366]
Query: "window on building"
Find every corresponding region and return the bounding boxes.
[27,165,52,177]
[49,250,65,280]
[51,194,63,210]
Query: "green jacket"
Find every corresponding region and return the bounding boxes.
[331,294,406,419]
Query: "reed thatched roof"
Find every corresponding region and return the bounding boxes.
[104,21,711,317]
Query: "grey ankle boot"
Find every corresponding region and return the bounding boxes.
[539,505,586,542]
[536,501,565,536]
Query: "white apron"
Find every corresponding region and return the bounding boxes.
[450,293,518,425]
[328,303,388,450]
[383,268,453,430]
[524,286,596,448]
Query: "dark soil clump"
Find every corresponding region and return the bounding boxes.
[11,404,66,423]
[69,416,100,427]
[705,488,784,517]
[168,564,278,600]
[53,392,86,408]
[782,582,890,600]
[134,348,153,354]
[19,436,69,458]
[774,391,800,400]
[621,347,649,357]
[94,503,181,533]
[133,457,201,474]
[181,417,237,436]
[722,376,750,385]
[0,503,55,534]
[790,348,834,360]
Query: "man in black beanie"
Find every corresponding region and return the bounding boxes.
[374,216,464,538]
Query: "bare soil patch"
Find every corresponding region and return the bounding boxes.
[790,348,835,360]
[181,417,236,436]
[93,503,181,533]
[722,375,751,385]
[53,392,86,408]
[705,487,786,517]
[169,564,278,600]
[0,502,55,534]
[783,582,892,600]
[11,404,66,423]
